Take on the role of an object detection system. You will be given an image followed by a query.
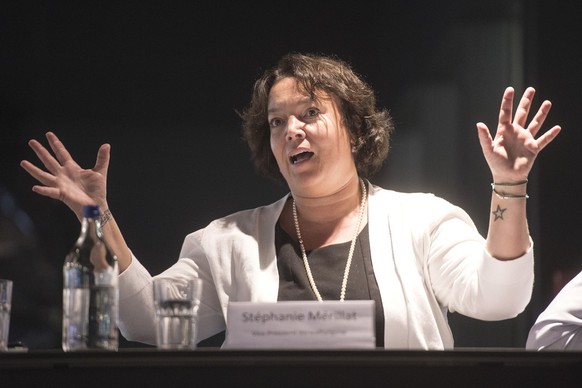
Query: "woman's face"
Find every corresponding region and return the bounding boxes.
[268,77,357,197]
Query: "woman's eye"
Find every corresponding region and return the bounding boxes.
[305,108,320,119]
[269,118,283,128]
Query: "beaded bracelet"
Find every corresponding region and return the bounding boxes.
[491,180,529,199]
[100,208,113,226]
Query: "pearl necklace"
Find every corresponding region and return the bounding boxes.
[292,178,367,302]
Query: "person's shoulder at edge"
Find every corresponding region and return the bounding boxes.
[526,270,582,351]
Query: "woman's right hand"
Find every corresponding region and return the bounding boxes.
[20,131,111,221]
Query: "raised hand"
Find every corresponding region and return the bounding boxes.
[476,87,561,183]
[20,131,111,220]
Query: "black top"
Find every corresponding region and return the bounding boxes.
[275,221,385,347]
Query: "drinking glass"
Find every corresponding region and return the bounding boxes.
[0,279,13,351]
[153,278,202,350]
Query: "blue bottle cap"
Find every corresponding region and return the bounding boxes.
[83,205,101,219]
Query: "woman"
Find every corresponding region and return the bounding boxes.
[21,53,561,349]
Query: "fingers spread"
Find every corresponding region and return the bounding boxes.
[498,87,515,126]
[535,125,562,151]
[28,138,62,174]
[476,122,494,153]
[20,160,57,187]
[94,144,111,173]
[46,132,75,166]
[513,87,536,128]
[528,100,552,137]
[31,185,62,201]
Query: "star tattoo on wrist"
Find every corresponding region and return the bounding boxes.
[492,204,507,221]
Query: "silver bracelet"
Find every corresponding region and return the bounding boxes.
[100,208,113,226]
[491,185,529,199]
[491,179,528,187]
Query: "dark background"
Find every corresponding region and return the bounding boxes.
[1,0,581,349]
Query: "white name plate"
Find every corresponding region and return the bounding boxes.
[222,300,375,349]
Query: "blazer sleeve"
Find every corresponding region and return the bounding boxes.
[526,270,582,350]
[423,195,534,321]
[117,228,226,345]
[117,252,157,345]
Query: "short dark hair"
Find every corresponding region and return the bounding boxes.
[241,52,394,183]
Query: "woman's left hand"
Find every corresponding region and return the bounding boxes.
[476,86,561,183]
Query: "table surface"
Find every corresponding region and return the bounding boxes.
[1,348,582,387]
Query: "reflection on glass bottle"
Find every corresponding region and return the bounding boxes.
[62,205,118,351]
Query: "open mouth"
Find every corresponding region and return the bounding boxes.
[290,151,314,164]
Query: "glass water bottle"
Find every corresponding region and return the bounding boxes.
[62,205,119,351]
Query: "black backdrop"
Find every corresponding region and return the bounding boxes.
[1,0,581,349]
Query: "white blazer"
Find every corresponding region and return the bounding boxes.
[119,182,534,349]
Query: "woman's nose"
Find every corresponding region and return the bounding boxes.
[286,116,305,141]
